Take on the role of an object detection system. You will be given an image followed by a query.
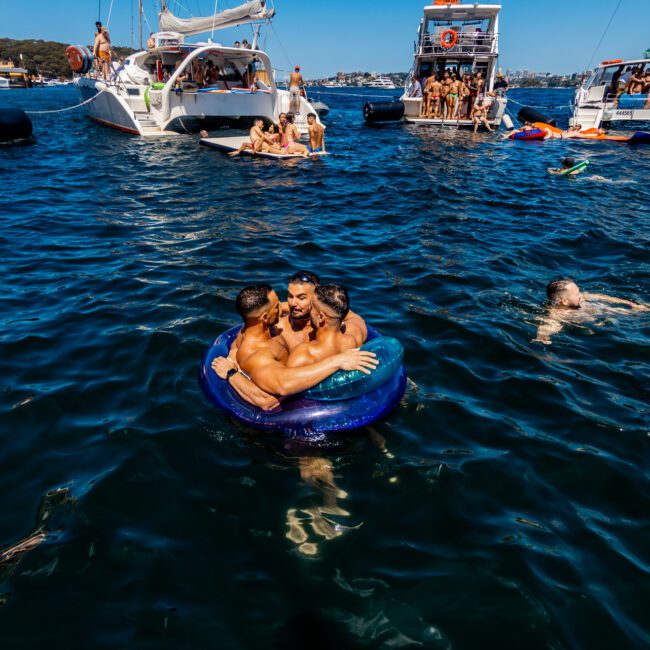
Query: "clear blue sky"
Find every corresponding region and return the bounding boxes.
[2,0,648,78]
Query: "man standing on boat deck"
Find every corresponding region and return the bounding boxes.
[211,285,376,407]
[289,66,304,113]
[93,22,112,81]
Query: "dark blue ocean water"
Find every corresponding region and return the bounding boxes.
[0,86,649,649]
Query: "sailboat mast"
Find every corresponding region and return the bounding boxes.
[138,0,143,49]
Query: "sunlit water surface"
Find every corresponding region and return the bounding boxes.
[0,86,649,648]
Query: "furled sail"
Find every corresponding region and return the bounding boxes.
[159,0,275,37]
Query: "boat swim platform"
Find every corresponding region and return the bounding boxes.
[199,136,328,159]
[405,117,500,128]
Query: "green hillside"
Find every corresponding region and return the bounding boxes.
[0,38,135,79]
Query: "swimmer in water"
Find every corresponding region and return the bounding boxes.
[548,157,586,176]
[532,279,649,345]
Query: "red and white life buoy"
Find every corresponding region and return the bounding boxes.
[440,29,458,50]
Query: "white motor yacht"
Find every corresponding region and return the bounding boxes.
[364,77,397,89]
[400,1,507,128]
[573,58,650,130]
[72,0,321,136]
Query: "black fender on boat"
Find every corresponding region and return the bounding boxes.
[517,106,556,127]
[0,108,35,146]
[363,100,405,123]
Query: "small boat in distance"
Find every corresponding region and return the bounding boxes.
[0,61,30,89]
[364,77,397,89]
[573,58,650,130]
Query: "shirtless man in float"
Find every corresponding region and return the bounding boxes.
[276,271,367,351]
[306,113,326,154]
[532,279,649,345]
[287,284,358,368]
[211,284,376,407]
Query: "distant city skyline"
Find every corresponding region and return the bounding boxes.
[1,0,648,79]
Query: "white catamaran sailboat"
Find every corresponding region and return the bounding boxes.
[72,0,321,136]
[573,59,650,130]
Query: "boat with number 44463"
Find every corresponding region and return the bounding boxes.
[573,58,650,130]
[69,0,323,136]
[363,0,508,129]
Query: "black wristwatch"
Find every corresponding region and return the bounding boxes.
[225,367,238,383]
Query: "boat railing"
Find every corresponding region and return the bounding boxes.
[418,31,496,56]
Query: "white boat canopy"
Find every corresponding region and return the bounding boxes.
[423,4,501,20]
[159,0,275,38]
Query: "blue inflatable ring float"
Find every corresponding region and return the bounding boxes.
[199,325,406,439]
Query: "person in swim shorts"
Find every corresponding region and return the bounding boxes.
[93,24,112,81]
[306,113,325,154]
[532,279,649,345]
[289,66,304,113]
[447,74,462,118]
[210,284,377,407]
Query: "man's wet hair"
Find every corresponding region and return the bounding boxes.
[546,280,575,303]
[315,284,349,321]
[307,112,317,119]
[289,270,320,286]
[562,157,575,168]
[236,284,272,317]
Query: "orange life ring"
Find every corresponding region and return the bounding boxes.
[441,29,458,50]
[66,45,85,72]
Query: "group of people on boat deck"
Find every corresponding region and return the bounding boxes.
[229,112,325,157]
[409,69,505,127]
[609,64,650,108]
[211,272,375,410]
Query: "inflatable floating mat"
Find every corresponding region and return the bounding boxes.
[200,136,328,159]
[199,325,406,439]
[510,127,546,141]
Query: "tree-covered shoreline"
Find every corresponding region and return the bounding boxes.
[0,38,135,79]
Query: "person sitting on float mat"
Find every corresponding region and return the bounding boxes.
[532,279,649,345]
[306,113,326,154]
[211,285,377,407]
[287,284,359,368]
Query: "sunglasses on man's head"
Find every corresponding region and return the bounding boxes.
[290,272,315,285]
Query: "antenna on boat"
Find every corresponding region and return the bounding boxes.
[139,0,143,49]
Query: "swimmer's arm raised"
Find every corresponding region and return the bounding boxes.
[211,357,280,411]
[249,348,378,398]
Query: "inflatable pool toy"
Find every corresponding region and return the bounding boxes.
[199,325,406,439]
[200,135,328,160]
[144,82,165,110]
[509,127,546,141]
[532,122,650,144]
[548,160,589,176]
